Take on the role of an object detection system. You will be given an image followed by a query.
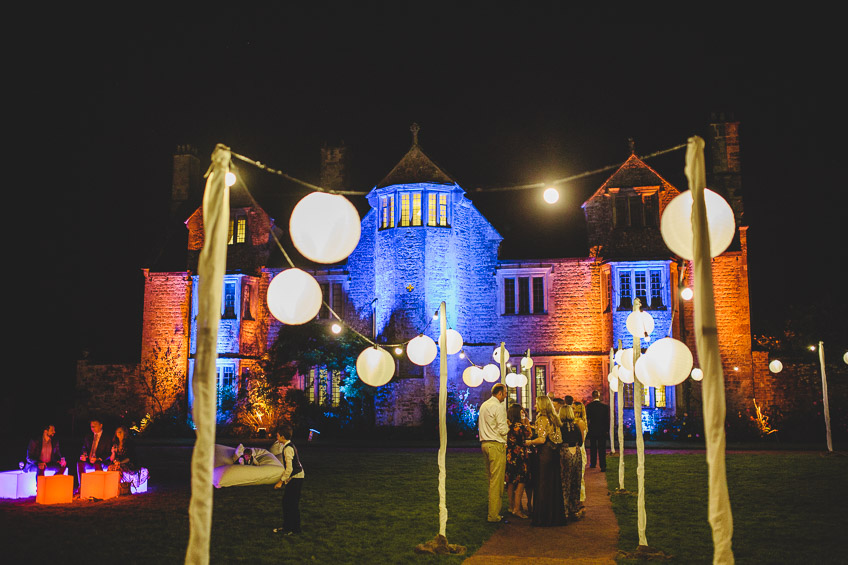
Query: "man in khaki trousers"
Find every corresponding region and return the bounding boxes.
[478,383,509,522]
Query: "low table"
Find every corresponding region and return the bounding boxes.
[80,470,121,500]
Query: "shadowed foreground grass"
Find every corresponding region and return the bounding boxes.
[607,451,848,564]
[1,447,496,564]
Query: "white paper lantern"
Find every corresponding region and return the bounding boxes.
[608,372,619,389]
[618,366,634,384]
[626,311,655,338]
[505,373,519,387]
[843,351,848,365]
[520,357,534,371]
[266,269,322,325]
[691,368,704,381]
[517,373,528,387]
[482,363,501,383]
[407,335,437,366]
[289,192,361,264]
[634,353,664,388]
[660,188,736,260]
[615,348,635,371]
[462,366,484,387]
[492,346,510,364]
[768,359,784,374]
[642,337,694,386]
[356,346,395,387]
[681,287,694,301]
[445,329,463,355]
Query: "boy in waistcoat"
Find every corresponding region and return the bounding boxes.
[271,425,305,535]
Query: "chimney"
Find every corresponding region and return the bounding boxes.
[171,144,201,217]
[708,113,744,229]
[320,143,347,191]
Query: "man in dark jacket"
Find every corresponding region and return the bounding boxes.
[585,390,611,471]
[77,418,111,484]
[25,424,66,476]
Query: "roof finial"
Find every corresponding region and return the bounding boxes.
[410,122,420,146]
[628,137,636,156]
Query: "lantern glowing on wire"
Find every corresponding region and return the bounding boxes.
[225,171,237,187]
[681,287,694,301]
[289,192,361,264]
[543,187,560,204]
[641,337,694,386]
[768,359,784,374]
[626,310,655,339]
[356,346,395,387]
[634,354,665,388]
[843,351,848,365]
[608,370,619,389]
[445,329,463,355]
[691,368,704,381]
[492,346,510,364]
[618,365,634,384]
[482,364,501,383]
[520,357,534,371]
[462,366,484,387]
[505,372,520,387]
[615,348,635,371]
[660,188,735,260]
[407,335,437,366]
[266,269,322,325]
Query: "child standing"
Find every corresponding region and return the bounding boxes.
[271,425,305,535]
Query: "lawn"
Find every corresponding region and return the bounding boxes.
[0,446,497,564]
[607,451,848,564]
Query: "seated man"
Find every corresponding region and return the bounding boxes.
[25,424,67,476]
[77,418,111,483]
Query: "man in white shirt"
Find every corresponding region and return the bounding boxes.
[478,383,508,522]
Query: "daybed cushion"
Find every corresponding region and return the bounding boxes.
[212,444,283,488]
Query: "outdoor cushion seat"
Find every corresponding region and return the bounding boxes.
[212,443,283,488]
[0,467,68,499]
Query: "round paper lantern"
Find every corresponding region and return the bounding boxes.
[634,353,664,388]
[626,310,655,339]
[462,366,484,387]
[681,287,694,301]
[615,348,635,371]
[445,329,463,355]
[642,337,693,386]
[517,373,528,387]
[407,335,437,366]
[482,364,501,383]
[543,187,559,204]
[768,359,784,374]
[505,373,519,387]
[289,192,361,264]
[266,269,322,325]
[843,351,848,365]
[356,346,395,387]
[691,368,704,381]
[520,357,534,371]
[608,371,619,389]
[618,366,634,384]
[660,188,736,260]
[492,346,510,364]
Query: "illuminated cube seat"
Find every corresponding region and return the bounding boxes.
[0,467,68,499]
[36,474,74,504]
[80,470,121,500]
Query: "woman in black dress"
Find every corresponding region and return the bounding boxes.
[505,403,531,518]
[531,396,566,527]
[559,405,584,521]
[109,426,147,493]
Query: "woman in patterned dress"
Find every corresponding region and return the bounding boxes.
[572,401,588,503]
[505,403,532,518]
[559,405,585,521]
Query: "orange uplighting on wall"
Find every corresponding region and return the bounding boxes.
[36,474,73,504]
[80,471,121,500]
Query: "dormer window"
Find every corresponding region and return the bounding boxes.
[228,213,248,244]
[612,187,659,229]
[380,188,451,229]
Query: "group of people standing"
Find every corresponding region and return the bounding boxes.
[478,383,610,527]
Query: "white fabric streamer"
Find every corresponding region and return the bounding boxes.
[438,302,448,536]
[686,136,734,564]
[185,145,231,565]
[818,342,833,452]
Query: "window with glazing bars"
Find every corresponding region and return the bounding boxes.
[400,193,410,226]
[412,192,422,226]
[428,193,437,226]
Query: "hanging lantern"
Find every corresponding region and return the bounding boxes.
[626,310,655,339]
[634,353,664,388]
[266,269,322,325]
[462,366,484,387]
[407,335,437,366]
[768,359,784,374]
[660,188,736,260]
[356,346,395,387]
[615,348,635,371]
[517,373,528,387]
[608,371,619,389]
[520,357,533,371]
[289,192,361,264]
[505,372,519,387]
[482,364,501,383]
[642,337,694,386]
[618,365,634,384]
[445,329,463,355]
[492,346,510,364]
[691,368,704,381]
[843,351,848,365]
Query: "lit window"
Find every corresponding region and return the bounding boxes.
[400,193,410,226]
[643,385,651,407]
[223,282,236,318]
[617,265,667,310]
[236,216,247,243]
[243,284,253,320]
[535,365,547,399]
[305,367,340,407]
[634,271,647,306]
[428,193,437,226]
[655,386,666,408]
[412,192,422,226]
[439,193,448,226]
[380,195,395,229]
[624,384,634,408]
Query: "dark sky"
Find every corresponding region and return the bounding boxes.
[12,5,845,433]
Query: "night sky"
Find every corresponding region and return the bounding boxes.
[11,5,845,436]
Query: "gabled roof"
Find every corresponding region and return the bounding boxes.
[581,153,678,207]
[376,142,457,188]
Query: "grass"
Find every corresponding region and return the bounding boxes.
[0,447,498,564]
[606,451,848,564]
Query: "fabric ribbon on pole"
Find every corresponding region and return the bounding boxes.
[185,144,231,565]
[818,341,833,452]
[438,301,448,537]
[686,135,734,564]
[609,348,616,454]
[631,301,647,547]
[617,339,625,491]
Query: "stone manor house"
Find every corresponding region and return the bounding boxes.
[77,118,789,434]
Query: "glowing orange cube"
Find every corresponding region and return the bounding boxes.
[36,474,73,504]
[80,470,120,500]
